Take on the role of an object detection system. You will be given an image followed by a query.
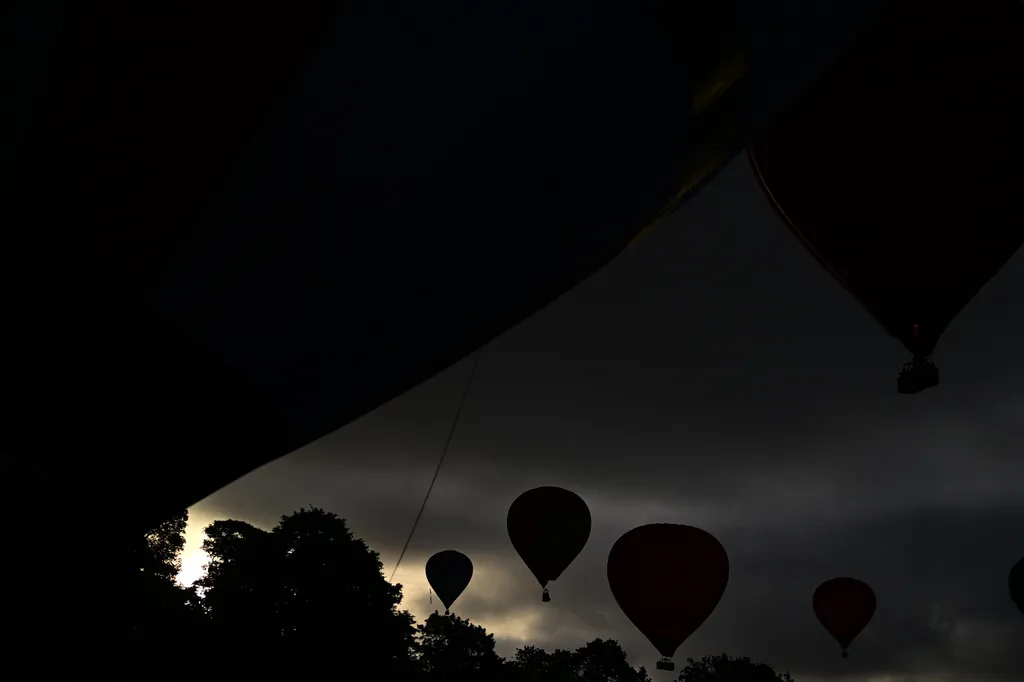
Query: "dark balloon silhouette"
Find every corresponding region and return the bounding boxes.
[507,487,591,602]
[607,524,729,672]
[813,577,876,658]
[1010,557,1024,617]
[748,0,1024,394]
[425,550,474,615]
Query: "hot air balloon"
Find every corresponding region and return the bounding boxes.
[425,550,474,615]
[507,487,591,602]
[813,577,876,658]
[607,524,729,671]
[1010,557,1024,617]
[748,0,1024,394]
[3,0,896,534]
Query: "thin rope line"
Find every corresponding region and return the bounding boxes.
[389,349,483,583]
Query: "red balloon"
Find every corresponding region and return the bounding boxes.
[813,577,876,658]
[749,0,1024,392]
[1010,557,1024,617]
[607,524,729,665]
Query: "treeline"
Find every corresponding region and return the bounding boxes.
[127,506,791,681]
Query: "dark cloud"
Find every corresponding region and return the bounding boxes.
[185,156,1024,681]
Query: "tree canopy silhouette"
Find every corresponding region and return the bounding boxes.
[678,653,795,682]
[198,506,416,674]
[127,510,207,661]
[416,612,507,681]
[506,638,652,682]
[139,511,187,579]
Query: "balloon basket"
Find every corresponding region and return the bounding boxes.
[897,357,939,394]
[841,650,849,659]
[541,588,550,603]
[655,658,675,671]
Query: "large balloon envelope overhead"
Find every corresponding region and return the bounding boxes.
[6,0,897,663]
[1010,557,1024,618]
[607,524,729,671]
[507,487,592,602]
[812,577,876,658]
[749,0,1024,394]
[3,0,895,535]
[425,550,474,615]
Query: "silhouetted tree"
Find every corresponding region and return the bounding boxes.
[415,612,508,681]
[511,645,570,681]
[575,638,652,682]
[198,518,284,650]
[508,638,650,681]
[139,510,188,579]
[198,506,416,674]
[122,510,207,667]
[677,654,794,682]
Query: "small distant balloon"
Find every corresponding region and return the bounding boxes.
[813,577,876,658]
[1010,557,1024,617]
[507,486,591,602]
[425,550,473,615]
[607,523,729,672]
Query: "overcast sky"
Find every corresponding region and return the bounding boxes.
[178,156,1024,682]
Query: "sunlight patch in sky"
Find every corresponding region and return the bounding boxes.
[176,508,217,587]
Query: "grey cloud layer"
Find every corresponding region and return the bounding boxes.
[200,401,1024,680]
[200,460,1024,680]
